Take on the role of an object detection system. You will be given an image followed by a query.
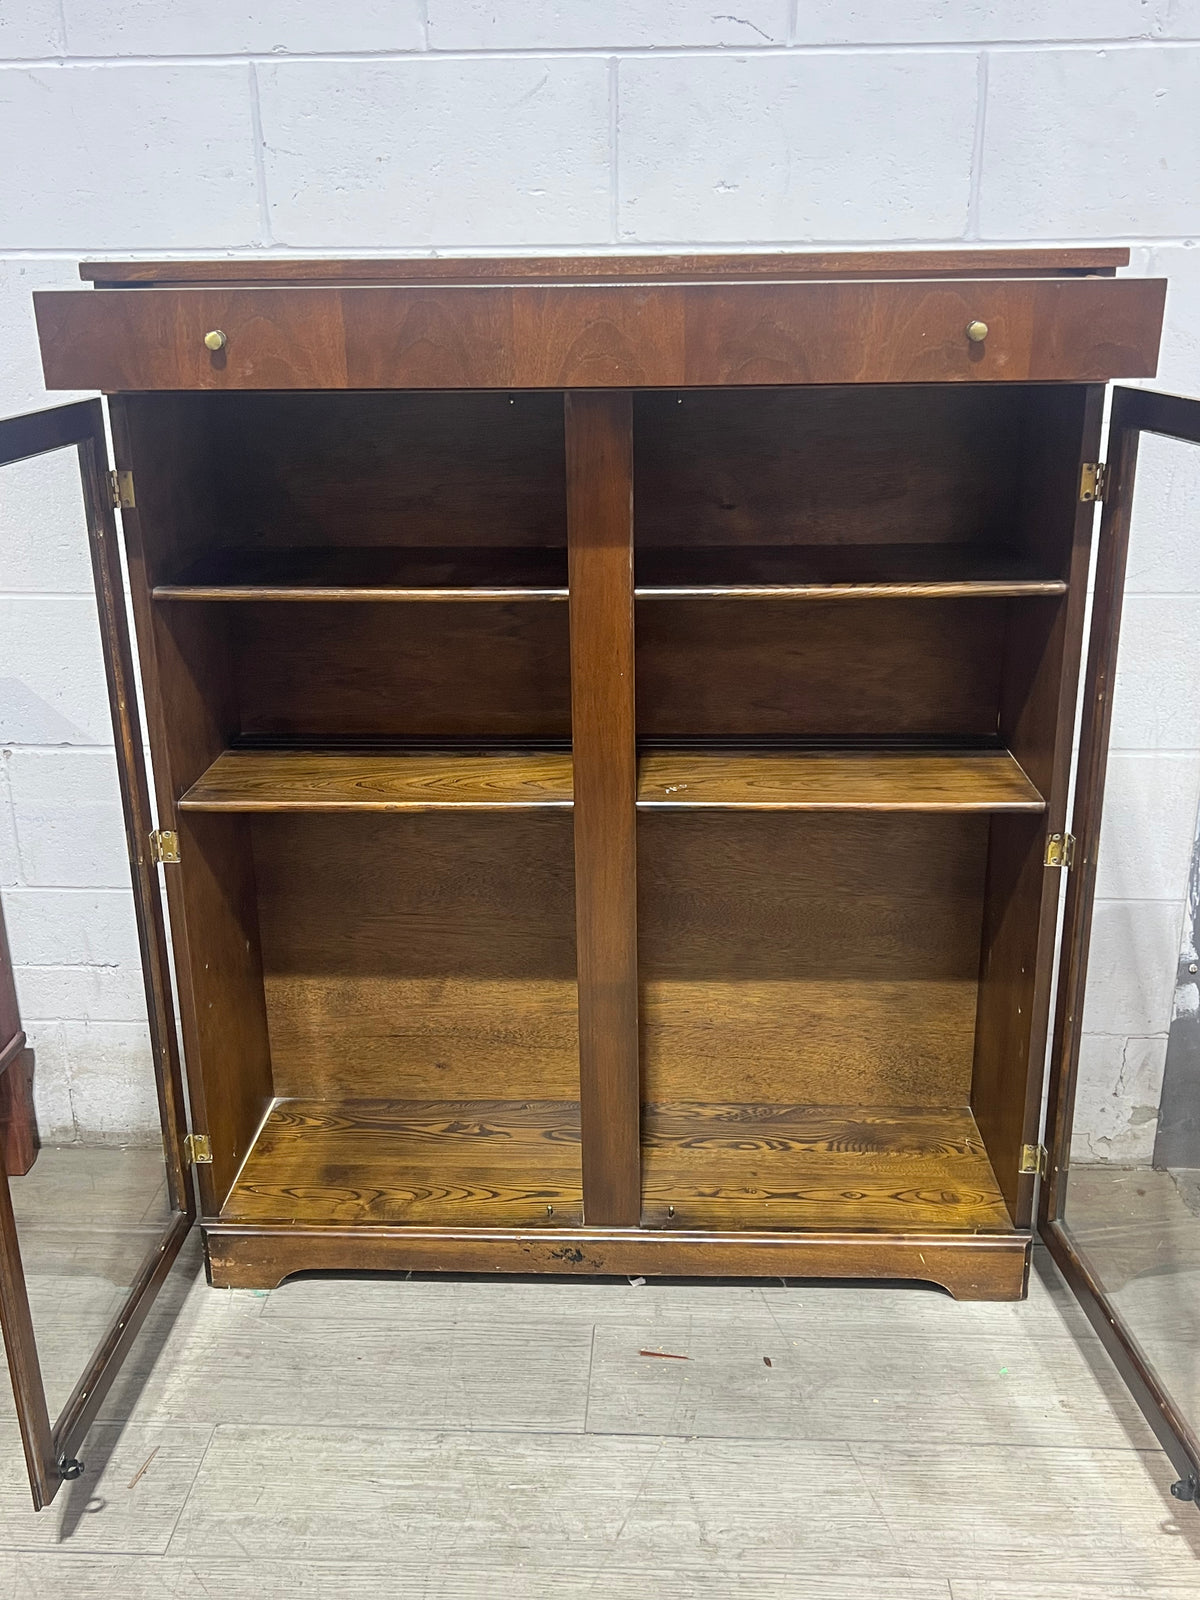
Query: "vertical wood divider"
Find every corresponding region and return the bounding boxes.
[565,390,641,1227]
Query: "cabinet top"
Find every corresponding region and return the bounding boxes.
[79,248,1129,289]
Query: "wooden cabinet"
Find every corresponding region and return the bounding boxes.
[6,247,1200,1504]
[0,899,36,1180]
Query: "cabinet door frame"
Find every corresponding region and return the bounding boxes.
[1040,385,1200,1502]
[0,400,193,1509]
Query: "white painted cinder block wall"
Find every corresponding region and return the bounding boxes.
[0,1,1198,1154]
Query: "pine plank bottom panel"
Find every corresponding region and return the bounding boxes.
[221,1099,584,1229]
[641,1103,1011,1232]
[202,1224,1031,1300]
[210,1098,1025,1296]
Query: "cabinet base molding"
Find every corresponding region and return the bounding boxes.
[202,1222,1032,1301]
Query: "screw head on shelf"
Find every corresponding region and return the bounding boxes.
[965,319,989,343]
[203,329,227,352]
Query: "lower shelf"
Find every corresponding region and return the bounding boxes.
[641,1104,1011,1232]
[224,1099,584,1226]
[222,1098,1010,1235]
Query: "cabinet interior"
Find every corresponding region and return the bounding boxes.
[122,383,1090,1236]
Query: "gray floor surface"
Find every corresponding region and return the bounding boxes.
[1,1153,1199,1596]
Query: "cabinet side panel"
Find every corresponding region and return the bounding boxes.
[112,397,275,1211]
[971,386,1104,1221]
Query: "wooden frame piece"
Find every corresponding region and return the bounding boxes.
[566,392,641,1226]
[205,1221,1030,1301]
[79,247,1130,286]
[971,385,1106,1224]
[35,277,1164,393]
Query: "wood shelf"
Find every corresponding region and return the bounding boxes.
[154,545,569,601]
[179,747,574,812]
[634,543,1067,599]
[179,744,1043,814]
[153,543,1064,603]
[222,1099,583,1227]
[219,1097,1010,1235]
[636,747,1044,812]
[641,1104,1011,1232]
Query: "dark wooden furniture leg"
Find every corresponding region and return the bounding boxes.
[0,1049,38,1179]
[0,903,37,1178]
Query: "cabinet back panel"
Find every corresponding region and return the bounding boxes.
[638,813,988,1105]
[637,598,1006,738]
[252,813,578,1100]
[234,601,570,738]
[634,387,1026,547]
[208,390,567,552]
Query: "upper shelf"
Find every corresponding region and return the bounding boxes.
[635,543,1066,599]
[178,744,1043,814]
[154,546,569,602]
[154,542,1063,603]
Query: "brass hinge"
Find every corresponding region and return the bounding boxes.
[184,1132,212,1165]
[109,469,135,510]
[1020,1143,1049,1178]
[1079,462,1107,503]
[149,828,180,864]
[1044,831,1076,870]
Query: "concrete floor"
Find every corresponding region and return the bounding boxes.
[1,1154,1199,1596]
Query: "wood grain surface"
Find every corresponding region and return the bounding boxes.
[641,1103,1011,1231]
[634,386,1030,549]
[635,542,1065,597]
[219,1097,1007,1235]
[233,601,570,739]
[637,812,988,1106]
[0,899,36,1178]
[566,391,641,1227]
[976,387,1106,1226]
[112,393,275,1216]
[180,747,574,811]
[635,747,1044,811]
[79,246,1130,285]
[205,1221,1031,1297]
[178,744,1042,813]
[155,545,568,601]
[36,277,1164,392]
[154,541,1064,602]
[252,812,578,1102]
[223,1098,582,1227]
[182,389,568,557]
[636,597,1007,738]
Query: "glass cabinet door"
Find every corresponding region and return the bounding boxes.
[1043,387,1200,1503]
[0,402,192,1508]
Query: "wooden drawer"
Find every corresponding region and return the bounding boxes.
[35,276,1165,392]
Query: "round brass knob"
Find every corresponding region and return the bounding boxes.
[203,329,227,352]
[965,319,989,343]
